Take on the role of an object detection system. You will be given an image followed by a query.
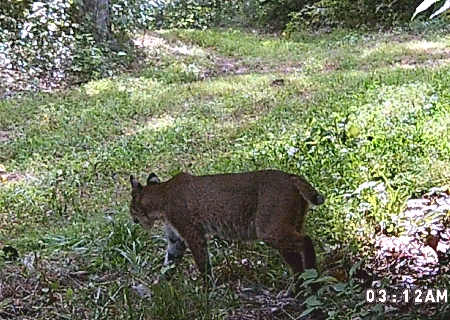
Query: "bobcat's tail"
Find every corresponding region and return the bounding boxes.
[290,175,325,206]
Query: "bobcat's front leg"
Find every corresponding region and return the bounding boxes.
[174,224,211,275]
[188,234,211,275]
[164,224,186,265]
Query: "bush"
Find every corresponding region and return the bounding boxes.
[0,0,79,94]
[109,0,164,32]
[207,0,425,31]
[255,0,311,30]
[0,0,163,96]
[285,0,423,30]
[157,0,234,29]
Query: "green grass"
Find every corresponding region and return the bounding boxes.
[169,27,450,74]
[1,26,449,319]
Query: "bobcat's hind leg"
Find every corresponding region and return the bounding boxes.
[265,232,317,275]
[302,235,316,270]
[164,224,186,266]
[279,249,305,274]
[279,235,316,274]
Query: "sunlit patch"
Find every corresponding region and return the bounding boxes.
[83,79,116,96]
[345,82,437,135]
[124,115,175,136]
[405,40,448,51]
[144,114,175,130]
[133,31,207,58]
[361,39,450,69]
[218,116,255,128]
[133,32,166,50]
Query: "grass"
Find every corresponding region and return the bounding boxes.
[1,25,450,319]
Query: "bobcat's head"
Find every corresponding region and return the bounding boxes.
[129,173,161,230]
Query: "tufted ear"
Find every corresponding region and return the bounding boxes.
[130,175,142,190]
[147,172,161,185]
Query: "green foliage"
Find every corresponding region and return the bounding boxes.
[109,0,163,31]
[0,0,161,95]
[158,0,219,29]
[296,268,370,319]
[285,0,420,30]
[198,0,430,31]
[233,0,309,30]
[0,0,79,89]
[2,0,441,98]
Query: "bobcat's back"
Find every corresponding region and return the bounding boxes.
[163,170,323,241]
[130,170,324,276]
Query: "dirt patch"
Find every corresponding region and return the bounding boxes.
[134,32,305,80]
[0,131,11,143]
[0,172,25,184]
[0,167,23,184]
[322,62,339,72]
[0,165,33,185]
[204,55,304,79]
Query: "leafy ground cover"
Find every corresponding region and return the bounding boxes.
[0,25,449,319]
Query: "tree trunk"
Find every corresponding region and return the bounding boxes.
[82,0,111,43]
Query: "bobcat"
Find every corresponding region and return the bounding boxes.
[129,170,324,276]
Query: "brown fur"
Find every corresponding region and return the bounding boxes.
[129,170,324,275]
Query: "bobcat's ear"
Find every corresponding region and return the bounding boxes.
[130,175,142,190]
[147,172,160,185]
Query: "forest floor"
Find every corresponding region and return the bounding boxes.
[1,26,450,319]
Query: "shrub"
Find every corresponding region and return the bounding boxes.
[0,0,79,94]
[0,0,162,96]
[285,0,422,30]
